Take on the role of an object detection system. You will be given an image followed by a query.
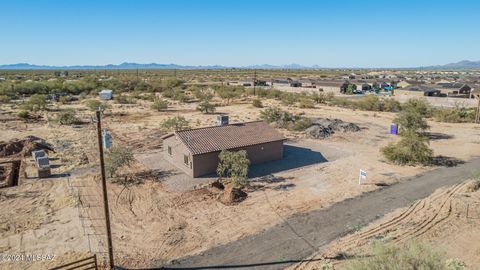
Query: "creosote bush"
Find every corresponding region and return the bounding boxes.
[381,130,433,165]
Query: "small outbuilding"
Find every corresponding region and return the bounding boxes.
[99,89,113,100]
[162,120,286,177]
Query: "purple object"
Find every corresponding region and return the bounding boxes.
[390,123,398,135]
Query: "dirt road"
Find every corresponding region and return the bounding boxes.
[161,157,480,270]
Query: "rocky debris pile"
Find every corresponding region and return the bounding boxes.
[0,136,54,157]
[305,118,360,139]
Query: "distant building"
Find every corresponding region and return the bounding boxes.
[162,120,285,178]
[99,89,113,100]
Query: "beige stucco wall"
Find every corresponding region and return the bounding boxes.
[192,140,284,178]
[163,135,194,177]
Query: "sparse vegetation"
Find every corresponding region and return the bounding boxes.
[85,99,109,111]
[161,115,190,131]
[105,146,135,178]
[196,99,216,114]
[252,99,263,108]
[17,110,30,120]
[151,98,168,111]
[346,241,448,270]
[20,94,47,112]
[57,110,81,125]
[433,106,476,123]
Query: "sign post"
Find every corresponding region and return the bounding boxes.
[358,169,367,185]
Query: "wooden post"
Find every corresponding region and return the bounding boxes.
[476,96,480,124]
[96,111,115,269]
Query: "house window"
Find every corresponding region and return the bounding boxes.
[168,146,172,156]
[184,154,189,166]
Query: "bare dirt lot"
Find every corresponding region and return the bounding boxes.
[0,97,479,269]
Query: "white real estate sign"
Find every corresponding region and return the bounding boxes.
[358,169,367,185]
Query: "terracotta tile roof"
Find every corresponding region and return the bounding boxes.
[172,121,285,155]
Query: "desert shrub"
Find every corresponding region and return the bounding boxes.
[216,150,250,188]
[402,98,432,117]
[446,258,467,270]
[433,107,475,123]
[383,98,402,112]
[115,95,136,104]
[259,107,293,123]
[381,130,433,165]
[151,98,168,111]
[330,97,356,108]
[85,99,109,111]
[57,110,81,125]
[311,91,334,104]
[21,94,47,112]
[161,116,190,131]
[105,146,134,178]
[196,99,216,114]
[292,117,312,131]
[357,95,383,111]
[192,87,214,100]
[252,99,263,108]
[298,98,315,108]
[172,89,188,102]
[280,92,299,105]
[346,241,447,270]
[266,88,282,99]
[465,180,480,193]
[215,85,244,104]
[394,108,429,133]
[17,110,30,119]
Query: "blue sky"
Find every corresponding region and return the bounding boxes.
[1,0,479,67]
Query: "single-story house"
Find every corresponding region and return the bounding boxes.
[162,120,286,177]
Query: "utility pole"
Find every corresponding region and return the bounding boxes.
[136,68,139,80]
[96,110,115,270]
[253,69,257,96]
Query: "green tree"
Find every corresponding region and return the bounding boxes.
[105,146,135,178]
[216,150,250,188]
[161,116,190,131]
[85,99,109,111]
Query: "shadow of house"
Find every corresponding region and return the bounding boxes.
[249,145,328,178]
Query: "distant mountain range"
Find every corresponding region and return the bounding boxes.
[0,62,318,70]
[0,60,479,70]
[421,60,480,69]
